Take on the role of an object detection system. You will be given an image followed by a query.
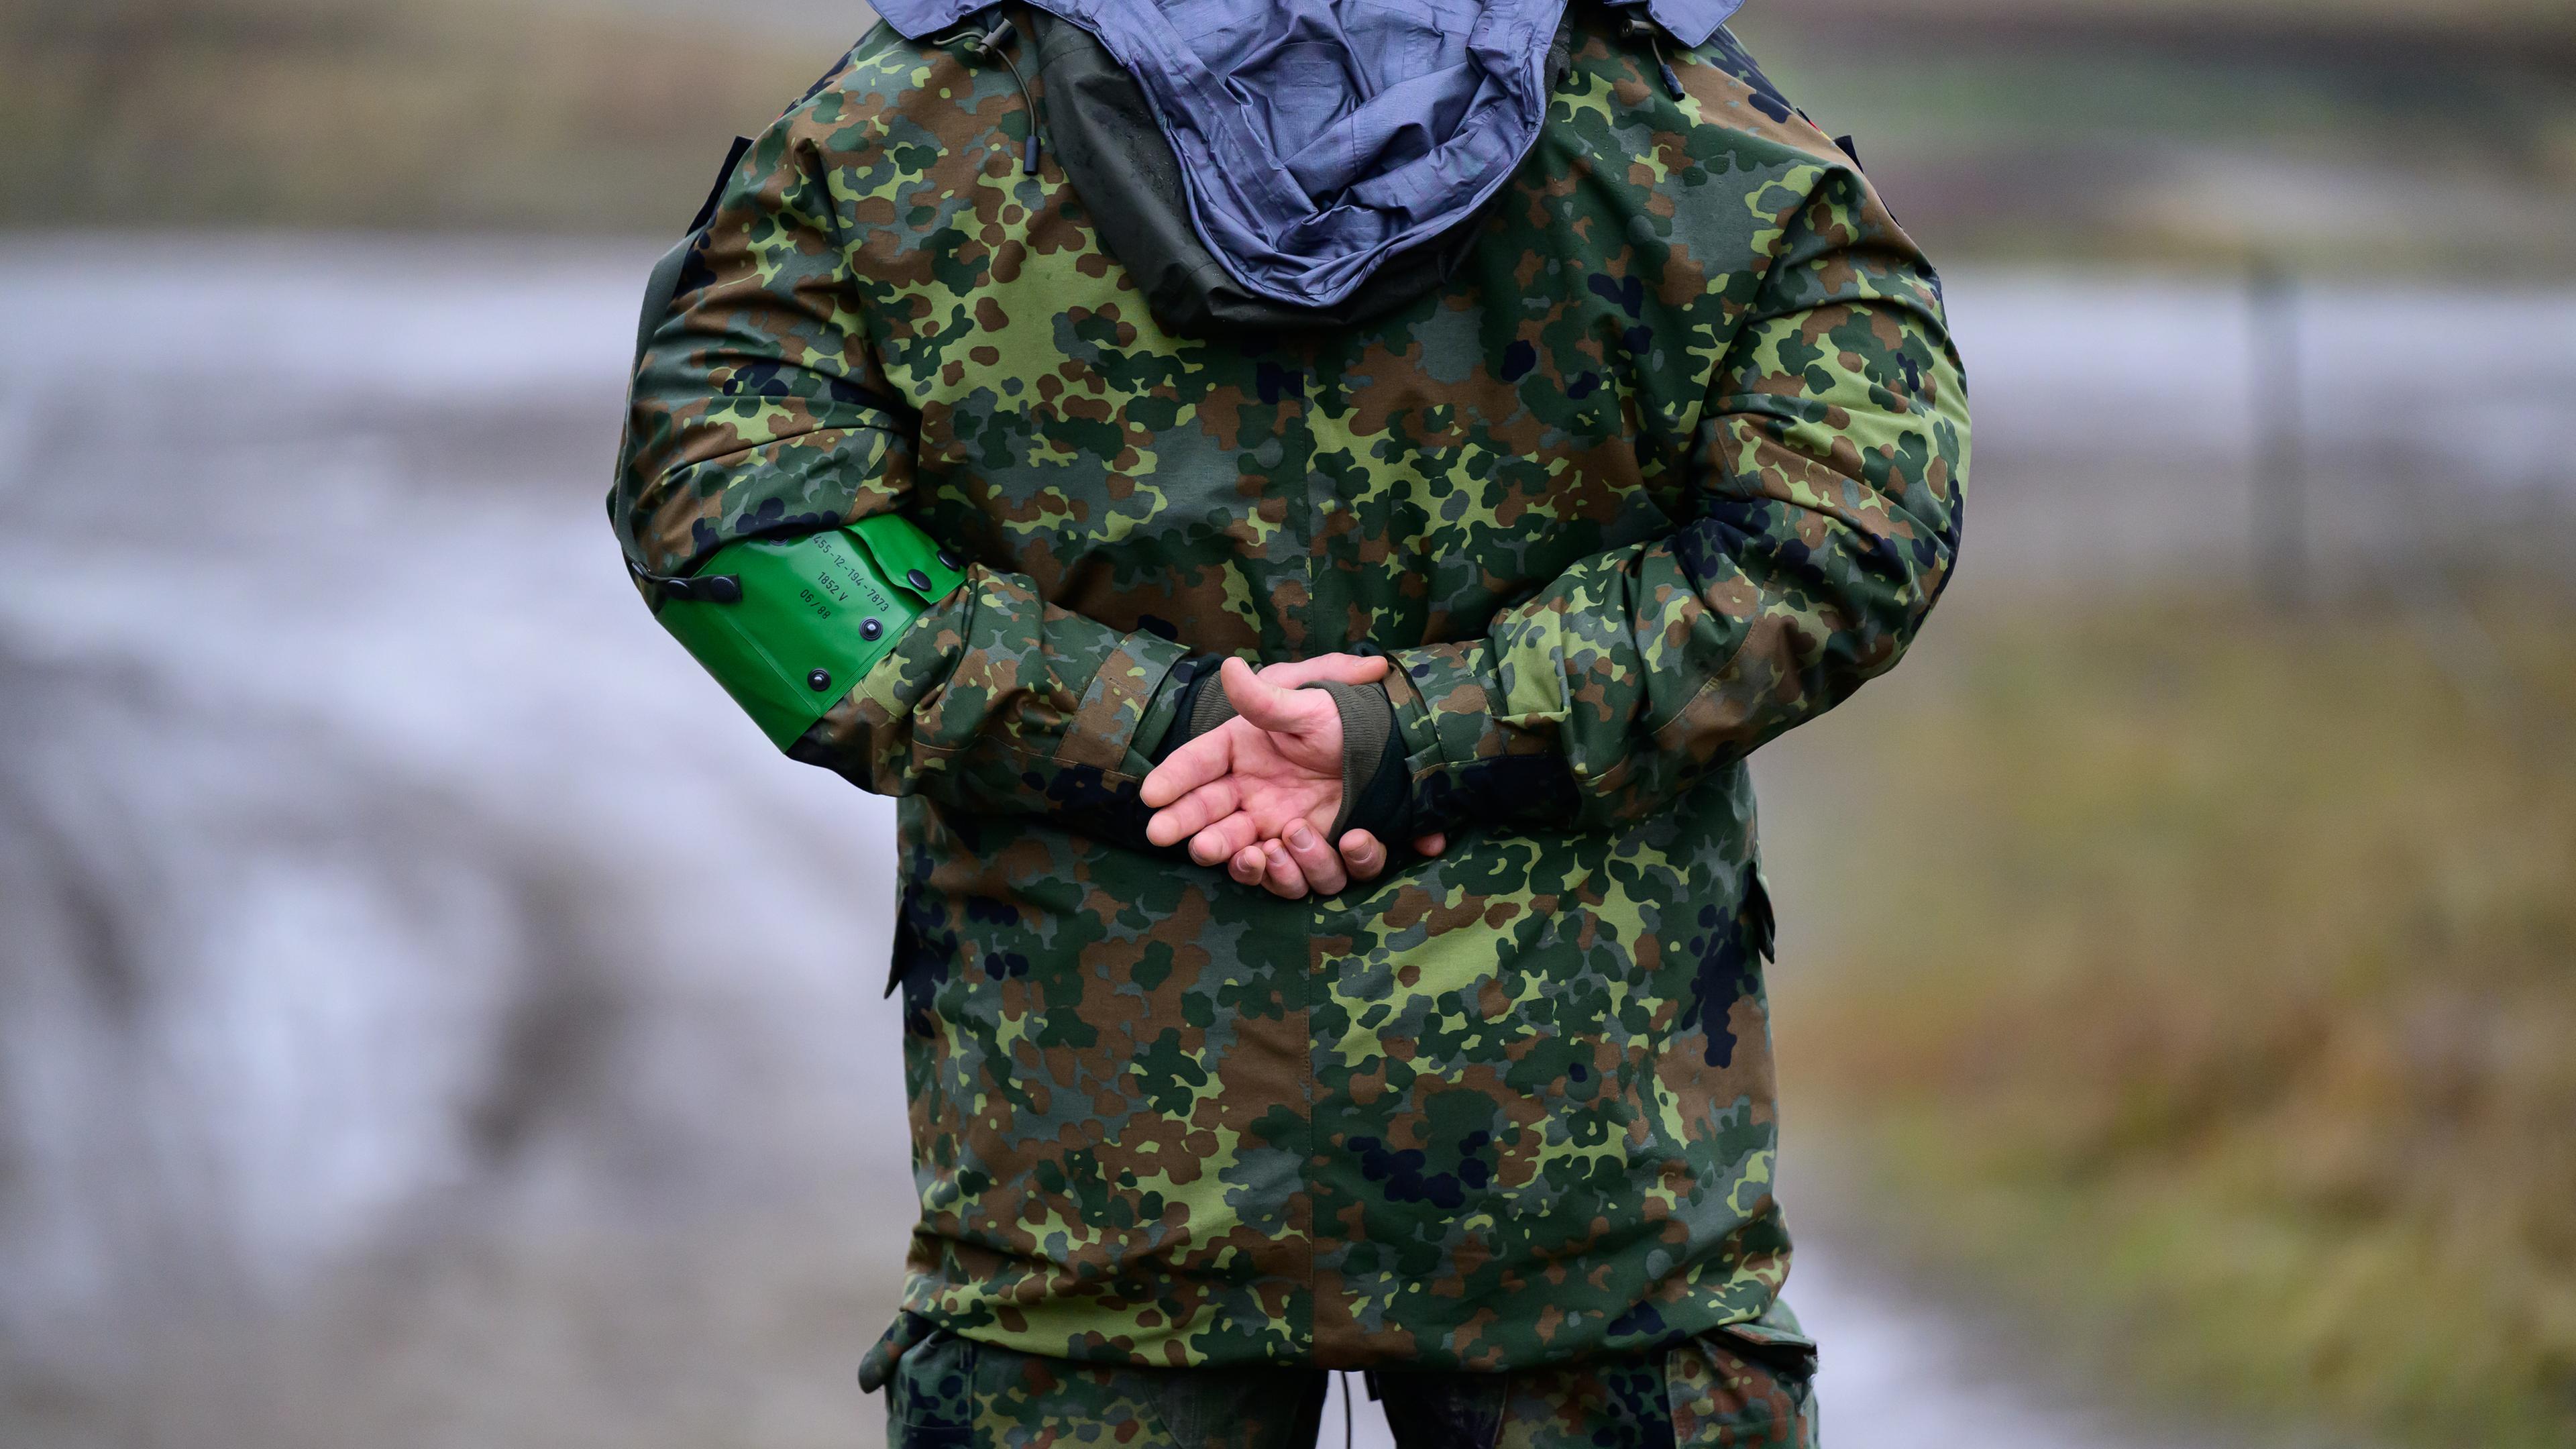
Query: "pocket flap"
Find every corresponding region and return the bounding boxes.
[857,1309,943,1394]
[1713,1317,1815,1372]
[1670,1309,1818,1446]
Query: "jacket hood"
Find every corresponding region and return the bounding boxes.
[875,0,1748,311]
[1026,7,1546,338]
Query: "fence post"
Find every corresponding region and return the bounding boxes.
[2250,264,2308,608]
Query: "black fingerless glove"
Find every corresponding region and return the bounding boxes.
[1300,680,1409,844]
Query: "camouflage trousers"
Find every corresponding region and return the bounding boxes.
[861,1313,1818,1449]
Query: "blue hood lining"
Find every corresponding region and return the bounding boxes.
[871,0,1748,309]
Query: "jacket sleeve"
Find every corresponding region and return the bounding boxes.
[610,124,1194,834]
[1383,160,1970,836]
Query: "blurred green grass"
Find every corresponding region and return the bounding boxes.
[0,0,844,232]
[1779,588,2576,1448]
[5,0,2575,272]
[1731,1,2576,273]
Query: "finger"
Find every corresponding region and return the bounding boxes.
[1413,834,1448,858]
[1259,840,1311,900]
[1145,775,1243,848]
[1258,653,1391,690]
[1283,820,1348,896]
[1142,723,1239,809]
[1220,656,1320,735]
[1230,844,1269,888]
[1338,830,1388,882]
[1183,810,1265,868]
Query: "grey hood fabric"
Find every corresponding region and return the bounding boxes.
[1028,8,1558,336]
[872,0,1749,311]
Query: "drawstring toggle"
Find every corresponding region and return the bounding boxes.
[955,15,1044,175]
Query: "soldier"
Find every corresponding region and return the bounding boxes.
[611,0,1967,1442]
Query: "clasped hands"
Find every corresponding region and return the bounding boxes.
[1140,655,1446,900]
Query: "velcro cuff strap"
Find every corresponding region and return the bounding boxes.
[652,514,967,751]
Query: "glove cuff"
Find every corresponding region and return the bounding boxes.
[1305,680,1402,842]
[1187,673,1241,740]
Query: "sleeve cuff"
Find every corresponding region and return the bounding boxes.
[1059,630,1193,775]
[1386,642,1579,837]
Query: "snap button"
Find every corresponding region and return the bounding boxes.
[906,568,933,592]
[808,670,834,693]
[861,619,885,641]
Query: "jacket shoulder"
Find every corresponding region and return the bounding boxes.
[1677,26,1856,172]
[723,19,1034,280]
[771,21,963,146]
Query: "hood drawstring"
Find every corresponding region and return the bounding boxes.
[1617,13,1687,99]
[938,9,1044,174]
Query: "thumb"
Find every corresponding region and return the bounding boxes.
[1259,653,1390,690]
[1218,656,1313,734]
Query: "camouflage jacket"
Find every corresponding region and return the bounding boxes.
[614,4,1968,1373]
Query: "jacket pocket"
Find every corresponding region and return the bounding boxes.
[868,1313,978,1448]
[1666,1313,1817,1448]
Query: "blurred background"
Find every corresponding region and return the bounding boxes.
[1,1,2571,1447]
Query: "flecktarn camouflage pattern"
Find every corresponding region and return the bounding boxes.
[873,1304,1817,1447]
[614,0,1966,1385]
